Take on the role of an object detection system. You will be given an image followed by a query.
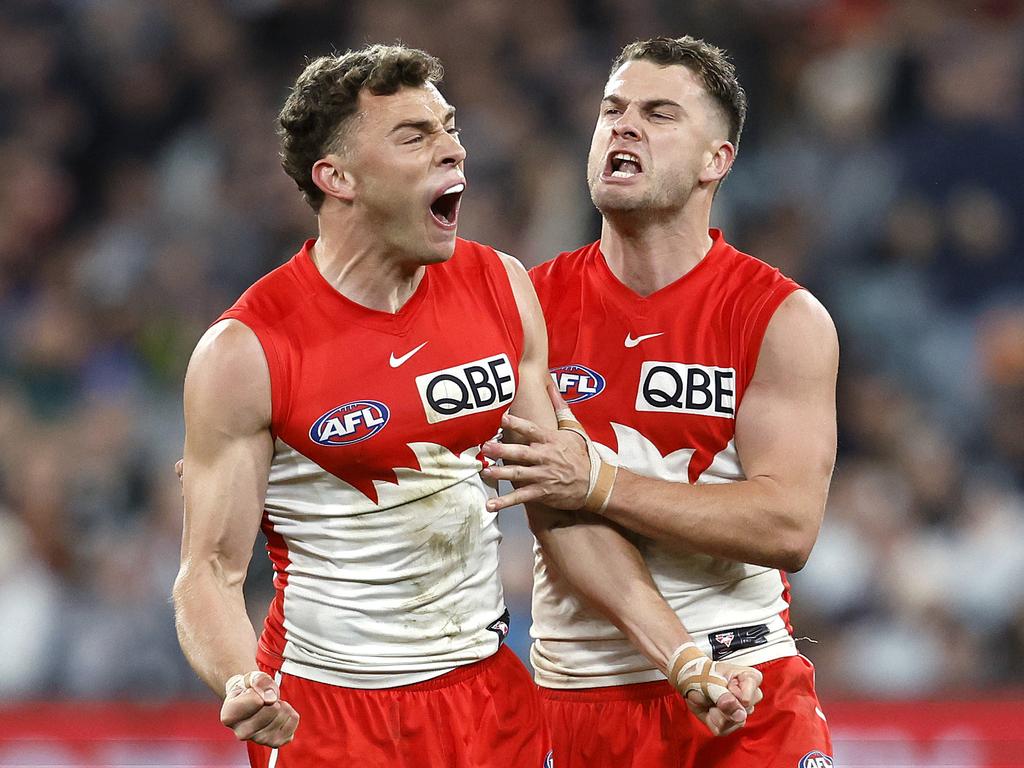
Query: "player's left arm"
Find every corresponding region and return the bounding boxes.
[485,289,838,574]
[494,253,758,735]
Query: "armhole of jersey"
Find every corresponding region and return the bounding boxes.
[216,309,289,440]
[490,249,527,368]
[739,280,802,391]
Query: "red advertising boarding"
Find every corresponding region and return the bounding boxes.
[0,700,1022,766]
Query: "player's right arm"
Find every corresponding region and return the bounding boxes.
[172,319,298,747]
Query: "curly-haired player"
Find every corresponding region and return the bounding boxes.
[172,43,758,767]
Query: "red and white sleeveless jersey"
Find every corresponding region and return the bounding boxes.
[219,238,522,689]
[529,229,801,688]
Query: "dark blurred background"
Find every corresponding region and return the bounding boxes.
[1,0,1023,763]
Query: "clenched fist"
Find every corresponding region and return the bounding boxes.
[221,670,300,747]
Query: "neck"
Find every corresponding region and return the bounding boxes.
[312,212,425,314]
[599,198,713,296]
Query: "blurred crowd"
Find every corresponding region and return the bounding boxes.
[0,0,1022,703]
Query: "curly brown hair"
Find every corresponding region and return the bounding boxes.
[278,44,444,211]
[611,36,747,151]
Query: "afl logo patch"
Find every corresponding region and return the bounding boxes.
[550,364,605,404]
[798,751,833,768]
[309,400,390,446]
[543,750,554,768]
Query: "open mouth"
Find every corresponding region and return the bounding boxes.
[429,182,465,228]
[605,151,643,179]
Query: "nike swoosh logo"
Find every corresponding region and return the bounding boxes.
[389,341,428,368]
[624,332,664,348]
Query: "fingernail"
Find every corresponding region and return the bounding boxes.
[264,690,278,703]
[732,709,746,722]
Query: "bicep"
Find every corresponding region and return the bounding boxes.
[499,253,557,431]
[180,321,274,580]
[734,291,838,500]
[500,253,573,531]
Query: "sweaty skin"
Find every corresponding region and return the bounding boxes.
[175,319,299,747]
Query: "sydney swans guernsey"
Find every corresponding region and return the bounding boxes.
[530,229,801,688]
[219,238,522,688]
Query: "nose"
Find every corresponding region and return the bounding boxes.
[440,131,466,168]
[611,106,641,141]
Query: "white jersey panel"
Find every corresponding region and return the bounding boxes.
[265,437,505,689]
[531,423,796,689]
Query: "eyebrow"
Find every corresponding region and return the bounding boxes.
[388,107,457,136]
[601,95,683,112]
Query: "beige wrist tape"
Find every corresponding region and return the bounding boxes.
[668,642,730,703]
[555,408,618,514]
[224,671,259,697]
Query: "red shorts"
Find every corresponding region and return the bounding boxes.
[539,655,832,768]
[248,646,552,768]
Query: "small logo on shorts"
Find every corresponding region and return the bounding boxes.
[486,608,511,646]
[543,750,554,768]
[798,750,834,768]
[708,623,769,660]
[714,631,735,648]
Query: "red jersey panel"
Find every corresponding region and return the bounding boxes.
[219,238,522,688]
[529,229,802,688]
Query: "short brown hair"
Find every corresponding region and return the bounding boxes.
[278,44,444,211]
[611,36,747,150]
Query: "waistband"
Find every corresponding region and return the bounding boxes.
[270,645,513,694]
[537,678,676,703]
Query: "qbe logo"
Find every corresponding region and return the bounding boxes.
[550,364,605,404]
[798,751,833,768]
[309,400,390,446]
[636,361,735,418]
[416,353,516,424]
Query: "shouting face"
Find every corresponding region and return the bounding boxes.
[588,59,734,219]
[338,83,467,264]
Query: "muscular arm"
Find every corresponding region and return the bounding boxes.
[172,320,297,746]
[497,256,760,734]
[486,289,838,573]
[173,320,272,693]
[497,254,693,672]
[599,291,838,572]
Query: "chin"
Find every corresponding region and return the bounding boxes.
[421,237,457,265]
[590,187,644,215]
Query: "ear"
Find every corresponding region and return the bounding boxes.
[311,154,356,204]
[699,140,736,185]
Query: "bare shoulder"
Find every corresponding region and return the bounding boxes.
[495,249,530,288]
[185,319,271,432]
[492,249,550,371]
[495,249,542,318]
[758,289,838,382]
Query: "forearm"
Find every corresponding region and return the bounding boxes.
[173,562,260,697]
[602,471,822,572]
[528,504,692,674]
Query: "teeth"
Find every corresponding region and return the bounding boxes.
[611,170,635,178]
[442,183,465,195]
[613,153,638,162]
